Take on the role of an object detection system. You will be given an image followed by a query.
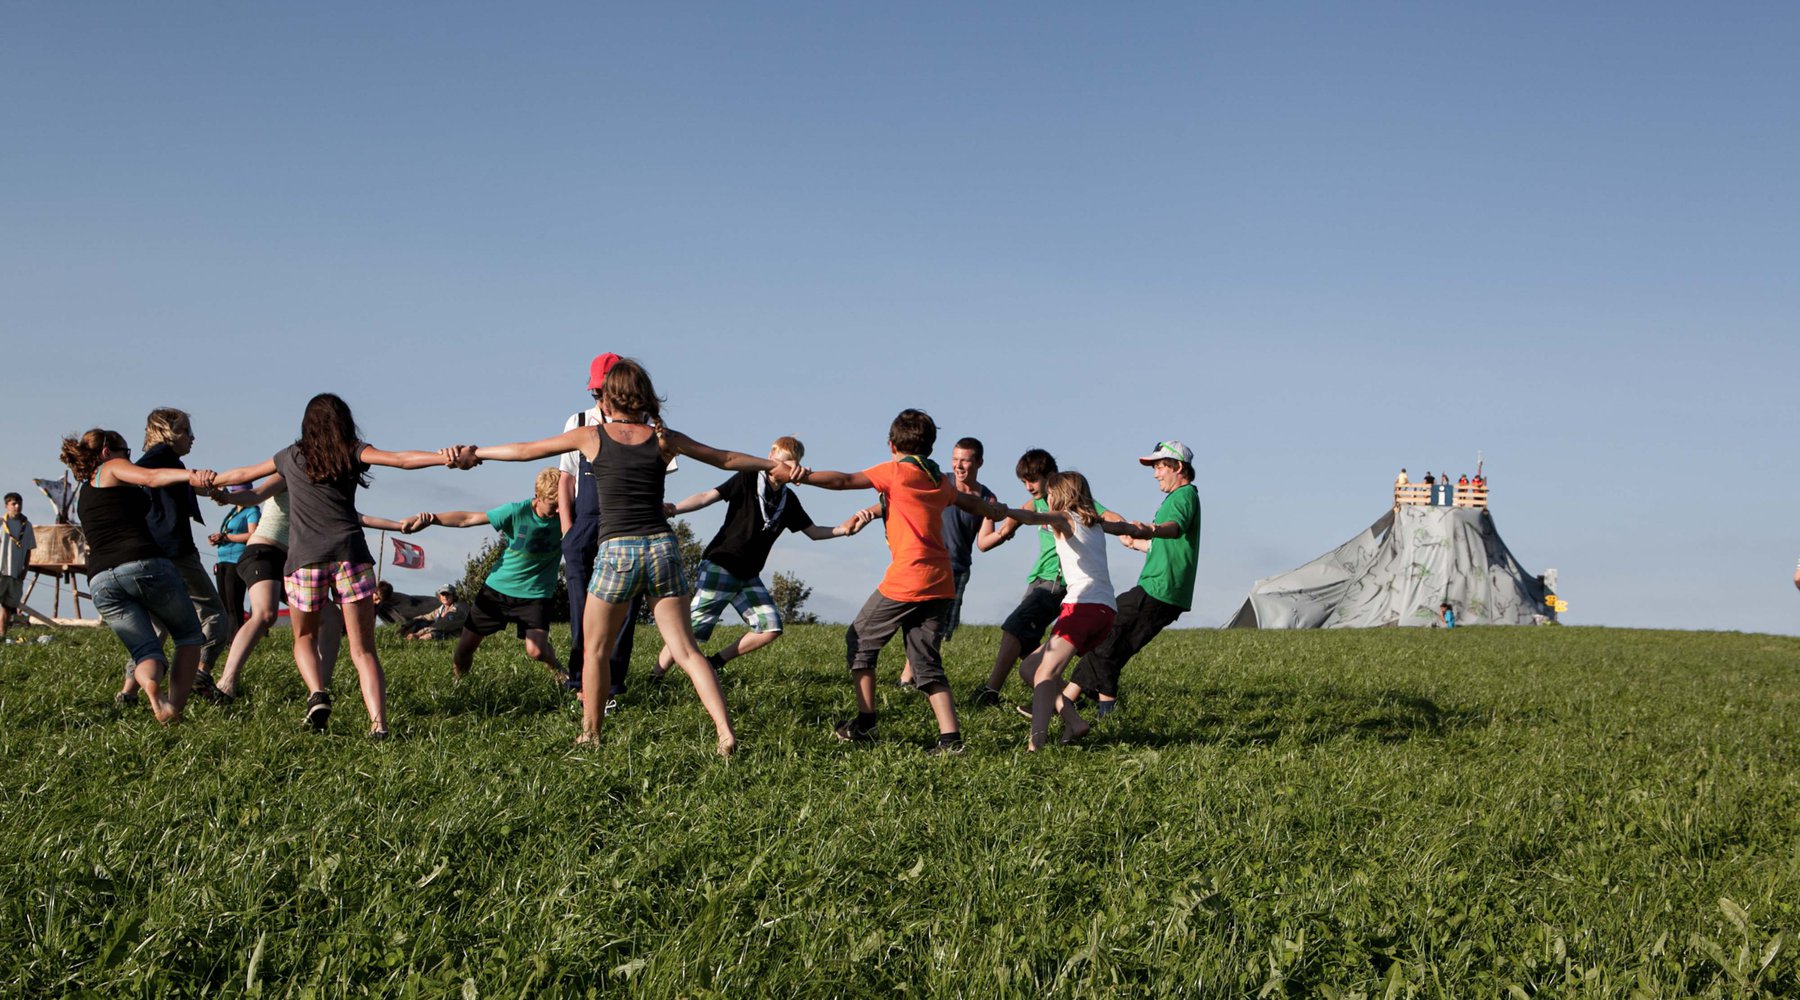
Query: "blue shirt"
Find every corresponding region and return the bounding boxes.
[215,505,260,564]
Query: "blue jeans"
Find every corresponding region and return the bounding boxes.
[90,558,205,665]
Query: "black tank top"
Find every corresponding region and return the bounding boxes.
[78,480,168,577]
[593,426,672,543]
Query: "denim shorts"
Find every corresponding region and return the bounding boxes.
[90,558,205,665]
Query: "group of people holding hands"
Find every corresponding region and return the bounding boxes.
[57,354,1202,755]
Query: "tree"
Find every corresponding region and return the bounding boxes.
[770,571,819,625]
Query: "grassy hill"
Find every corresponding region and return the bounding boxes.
[3,623,1797,997]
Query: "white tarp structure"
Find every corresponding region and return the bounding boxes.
[1226,505,1550,628]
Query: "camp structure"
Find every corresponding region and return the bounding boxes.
[1226,503,1552,629]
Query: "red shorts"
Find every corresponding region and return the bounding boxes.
[1050,602,1116,655]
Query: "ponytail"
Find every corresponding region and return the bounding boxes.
[60,428,127,482]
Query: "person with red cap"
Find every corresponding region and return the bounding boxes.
[558,353,648,713]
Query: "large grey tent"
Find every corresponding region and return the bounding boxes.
[1226,505,1551,628]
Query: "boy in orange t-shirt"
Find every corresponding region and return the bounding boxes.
[792,409,1002,754]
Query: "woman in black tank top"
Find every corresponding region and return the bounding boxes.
[60,428,216,725]
[454,359,801,754]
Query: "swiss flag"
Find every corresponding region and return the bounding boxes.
[391,538,426,570]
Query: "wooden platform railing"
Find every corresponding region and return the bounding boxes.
[1394,483,1488,510]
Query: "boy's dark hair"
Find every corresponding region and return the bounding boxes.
[3,492,21,505]
[952,437,984,464]
[1015,448,1058,482]
[888,409,936,456]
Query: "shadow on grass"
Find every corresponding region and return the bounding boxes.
[1103,685,1492,749]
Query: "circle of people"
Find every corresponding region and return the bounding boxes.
[56,354,1201,756]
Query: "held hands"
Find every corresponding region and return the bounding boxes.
[439,445,481,470]
[768,461,808,486]
[188,469,217,490]
[401,512,434,534]
[662,502,678,518]
[837,508,876,536]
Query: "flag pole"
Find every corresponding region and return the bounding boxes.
[377,530,387,586]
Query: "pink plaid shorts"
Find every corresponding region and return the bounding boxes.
[283,561,379,612]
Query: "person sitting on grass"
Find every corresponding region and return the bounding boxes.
[445,358,794,755]
[1060,440,1202,720]
[402,586,468,640]
[968,448,1122,708]
[404,468,570,684]
[785,408,997,755]
[983,471,1154,749]
[1439,602,1456,628]
[653,436,871,680]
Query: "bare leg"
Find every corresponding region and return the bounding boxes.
[216,579,280,697]
[167,644,199,718]
[339,598,386,733]
[652,594,737,756]
[1028,638,1080,750]
[451,628,482,679]
[316,603,344,686]
[136,657,174,723]
[718,627,779,666]
[521,629,565,681]
[986,631,1025,692]
[578,595,634,743]
[290,607,329,695]
[900,658,915,686]
[925,688,959,738]
[853,669,877,714]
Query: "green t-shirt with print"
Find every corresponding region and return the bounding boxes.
[1025,496,1109,583]
[1138,484,1201,610]
[482,500,563,600]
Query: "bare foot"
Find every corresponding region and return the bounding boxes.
[716,736,738,758]
[575,730,601,746]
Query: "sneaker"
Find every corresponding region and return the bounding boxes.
[368,727,390,741]
[304,691,332,732]
[833,718,877,744]
[113,691,138,709]
[969,685,1002,708]
[896,678,918,691]
[706,652,725,674]
[926,737,965,757]
[1014,704,1033,720]
[193,669,221,700]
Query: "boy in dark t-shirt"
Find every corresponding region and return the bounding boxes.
[653,437,870,677]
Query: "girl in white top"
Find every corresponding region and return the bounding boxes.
[989,471,1154,749]
[209,478,414,702]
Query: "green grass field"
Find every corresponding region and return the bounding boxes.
[3,622,1798,997]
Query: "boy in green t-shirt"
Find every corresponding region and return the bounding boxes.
[407,468,568,683]
[1064,440,1201,717]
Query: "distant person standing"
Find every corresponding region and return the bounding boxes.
[559,352,648,712]
[0,492,33,640]
[1395,468,1408,487]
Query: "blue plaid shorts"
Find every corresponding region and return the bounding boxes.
[587,533,687,604]
[688,560,781,639]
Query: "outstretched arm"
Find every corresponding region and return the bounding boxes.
[794,469,874,491]
[210,472,286,506]
[801,507,876,540]
[1101,519,1157,540]
[665,487,723,517]
[407,510,492,530]
[361,444,459,471]
[359,513,411,532]
[105,459,214,491]
[661,429,775,474]
[472,428,593,464]
[207,458,279,488]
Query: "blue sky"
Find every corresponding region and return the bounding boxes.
[3,3,1795,633]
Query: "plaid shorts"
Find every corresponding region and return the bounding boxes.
[688,560,781,640]
[283,561,379,613]
[588,533,687,604]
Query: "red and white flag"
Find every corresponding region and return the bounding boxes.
[391,538,426,570]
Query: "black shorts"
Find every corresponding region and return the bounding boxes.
[1000,579,1067,645]
[237,545,286,587]
[465,584,552,637]
[1068,586,1185,698]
